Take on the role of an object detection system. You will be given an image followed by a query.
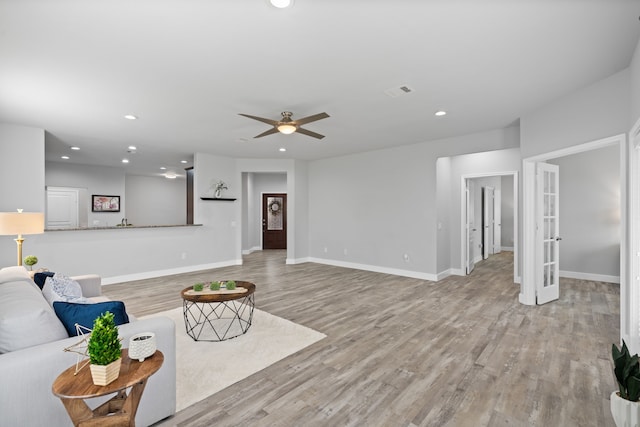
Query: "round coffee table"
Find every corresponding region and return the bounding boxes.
[180,281,255,342]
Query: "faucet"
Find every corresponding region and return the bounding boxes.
[121,218,128,226]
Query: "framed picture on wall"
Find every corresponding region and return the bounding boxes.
[92,195,120,212]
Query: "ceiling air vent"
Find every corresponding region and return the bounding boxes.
[384,84,414,98]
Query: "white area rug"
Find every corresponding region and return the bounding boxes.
[142,307,326,412]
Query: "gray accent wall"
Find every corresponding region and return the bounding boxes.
[549,145,620,279]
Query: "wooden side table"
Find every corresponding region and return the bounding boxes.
[52,349,163,427]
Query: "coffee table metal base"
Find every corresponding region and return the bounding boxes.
[182,294,255,341]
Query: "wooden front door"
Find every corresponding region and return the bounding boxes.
[262,193,287,249]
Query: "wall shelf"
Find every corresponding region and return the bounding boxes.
[200,197,236,201]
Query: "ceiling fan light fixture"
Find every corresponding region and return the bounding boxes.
[277,123,297,134]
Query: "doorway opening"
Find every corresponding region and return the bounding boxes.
[521,134,626,307]
[462,172,518,282]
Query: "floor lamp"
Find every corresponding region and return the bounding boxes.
[0,210,45,266]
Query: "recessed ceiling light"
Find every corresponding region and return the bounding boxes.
[165,173,177,179]
[279,148,287,152]
[122,159,129,164]
[160,167,167,170]
[269,0,293,8]
[124,114,138,120]
[435,110,447,117]
[180,160,188,164]
[70,146,80,151]
[128,145,137,150]
[61,155,70,160]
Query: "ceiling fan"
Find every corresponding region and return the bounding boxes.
[238,111,330,139]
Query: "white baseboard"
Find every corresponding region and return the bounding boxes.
[286,257,310,265]
[102,259,242,285]
[501,247,514,252]
[560,270,620,284]
[307,257,438,281]
[242,246,262,255]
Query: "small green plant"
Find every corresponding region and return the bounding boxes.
[210,281,221,291]
[225,280,236,290]
[88,311,122,366]
[193,283,204,291]
[613,339,640,401]
[23,255,38,270]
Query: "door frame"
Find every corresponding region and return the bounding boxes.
[627,119,640,353]
[520,133,627,306]
[482,186,495,260]
[461,171,519,282]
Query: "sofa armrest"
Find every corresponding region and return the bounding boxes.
[71,274,102,298]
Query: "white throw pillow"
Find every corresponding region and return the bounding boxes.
[42,274,90,305]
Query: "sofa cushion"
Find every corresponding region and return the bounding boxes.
[0,266,30,284]
[33,271,55,289]
[53,301,130,336]
[0,280,68,353]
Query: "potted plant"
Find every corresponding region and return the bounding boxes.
[23,255,38,271]
[611,339,640,426]
[88,311,122,386]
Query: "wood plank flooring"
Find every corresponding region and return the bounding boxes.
[103,251,619,427]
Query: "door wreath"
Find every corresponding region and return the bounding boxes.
[268,199,282,216]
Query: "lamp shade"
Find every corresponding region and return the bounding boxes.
[0,212,45,235]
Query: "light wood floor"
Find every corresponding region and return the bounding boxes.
[103,250,619,427]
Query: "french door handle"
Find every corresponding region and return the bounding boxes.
[555,237,563,241]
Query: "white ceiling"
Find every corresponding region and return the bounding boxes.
[1,0,639,177]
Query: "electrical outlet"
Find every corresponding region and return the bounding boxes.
[181,252,187,260]
[403,253,410,262]
[323,247,328,253]
[343,248,348,256]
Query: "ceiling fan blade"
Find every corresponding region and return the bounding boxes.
[238,113,279,126]
[294,112,330,126]
[296,127,325,140]
[254,127,280,139]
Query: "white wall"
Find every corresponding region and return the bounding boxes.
[548,145,620,280]
[46,162,126,227]
[125,175,186,226]
[308,128,519,279]
[501,175,515,249]
[520,68,631,158]
[631,38,640,123]
[0,124,45,212]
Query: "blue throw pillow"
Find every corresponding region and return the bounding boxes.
[53,301,130,337]
[33,271,55,290]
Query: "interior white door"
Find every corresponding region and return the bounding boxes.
[466,180,476,274]
[494,189,502,254]
[46,188,79,229]
[483,187,495,259]
[536,162,560,305]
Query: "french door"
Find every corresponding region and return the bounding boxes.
[536,163,560,304]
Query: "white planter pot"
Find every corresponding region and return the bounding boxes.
[611,391,640,427]
[90,358,121,386]
[128,332,157,362]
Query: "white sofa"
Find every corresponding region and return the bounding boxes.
[0,266,176,427]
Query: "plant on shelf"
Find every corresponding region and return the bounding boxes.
[193,283,204,291]
[211,180,228,198]
[23,255,38,270]
[225,280,236,290]
[611,339,640,426]
[88,311,122,386]
[210,281,221,291]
